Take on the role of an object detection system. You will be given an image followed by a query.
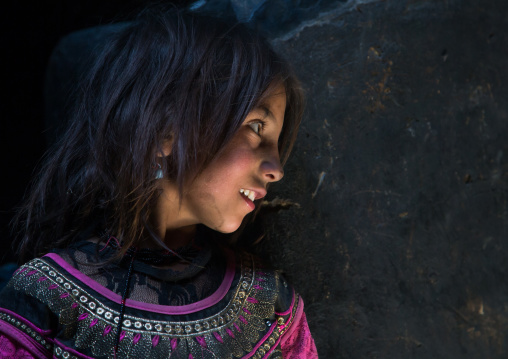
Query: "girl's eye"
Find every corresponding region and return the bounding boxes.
[248,121,263,135]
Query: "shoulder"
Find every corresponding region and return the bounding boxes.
[232,249,299,312]
[3,253,88,301]
[0,252,93,334]
[235,251,318,358]
[0,254,76,320]
[233,249,308,357]
[0,256,59,357]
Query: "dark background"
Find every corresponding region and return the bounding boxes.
[2,0,508,358]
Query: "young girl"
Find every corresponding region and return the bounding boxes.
[0,6,317,359]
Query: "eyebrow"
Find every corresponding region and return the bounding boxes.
[254,105,276,123]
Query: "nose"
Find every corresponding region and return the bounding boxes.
[260,154,284,182]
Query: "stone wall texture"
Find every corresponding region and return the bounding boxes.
[256,0,508,358]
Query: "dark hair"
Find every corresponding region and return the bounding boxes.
[14,6,304,262]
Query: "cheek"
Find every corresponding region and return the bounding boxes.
[203,149,255,186]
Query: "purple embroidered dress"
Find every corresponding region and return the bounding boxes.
[0,241,317,358]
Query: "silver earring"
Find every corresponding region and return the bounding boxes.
[154,163,163,179]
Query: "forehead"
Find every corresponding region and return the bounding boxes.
[254,84,286,125]
[258,83,286,106]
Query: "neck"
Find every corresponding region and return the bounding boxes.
[150,180,199,250]
[163,225,196,250]
[147,220,197,250]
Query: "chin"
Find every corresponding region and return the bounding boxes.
[212,220,243,234]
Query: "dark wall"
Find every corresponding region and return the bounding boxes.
[2,0,508,358]
[259,0,508,358]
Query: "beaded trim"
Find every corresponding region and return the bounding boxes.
[0,312,83,359]
[21,254,258,336]
[251,293,301,359]
[0,312,52,351]
[54,345,79,359]
[7,252,296,358]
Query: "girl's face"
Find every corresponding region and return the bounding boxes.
[156,85,287,238]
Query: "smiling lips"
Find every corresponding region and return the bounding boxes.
[239,188,256,201]
[239,188,266,203]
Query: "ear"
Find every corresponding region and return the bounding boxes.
[158,138,173,157]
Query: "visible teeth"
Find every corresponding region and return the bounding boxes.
[239,188,256,202]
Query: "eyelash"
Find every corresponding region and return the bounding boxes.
[248,120,266,136]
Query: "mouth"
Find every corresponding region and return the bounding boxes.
[239,188,266,210]
[239,188,256,202]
